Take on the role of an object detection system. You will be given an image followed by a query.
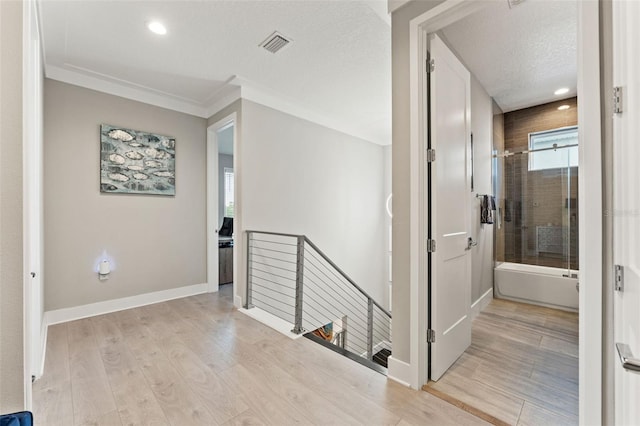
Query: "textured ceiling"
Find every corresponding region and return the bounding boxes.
[441,0,577,112]
[38,0,391,144]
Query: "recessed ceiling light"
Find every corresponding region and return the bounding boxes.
[554,87,570,96]
[558,105,570,111]
[147,21,167,35]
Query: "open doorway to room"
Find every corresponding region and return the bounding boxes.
[207,115,237,306]
[409,0,601,424]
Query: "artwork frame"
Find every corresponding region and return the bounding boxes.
[100,124,176,195]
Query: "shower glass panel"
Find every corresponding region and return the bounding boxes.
[496,126,579,272]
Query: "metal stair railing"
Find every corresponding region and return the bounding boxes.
[245,230,392,363]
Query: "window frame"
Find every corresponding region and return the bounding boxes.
[527,125,579,171]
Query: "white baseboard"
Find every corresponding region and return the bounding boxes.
[239,307,303,340]
[387,356,412,387]
[470,288,493,320]
[234,294,243,309]
[35,320,48,379]
[43,283,208,326]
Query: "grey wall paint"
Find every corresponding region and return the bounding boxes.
[391,0,444,363]
[43,79,208,310]
[0,0,26,411]
[470,75,495,303]
[218,153,233,225]
[241,100,388,305]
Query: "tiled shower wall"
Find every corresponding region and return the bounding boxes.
[497,97,579,269]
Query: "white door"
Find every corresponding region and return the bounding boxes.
[428,34,472,381]
[613,2,640,424]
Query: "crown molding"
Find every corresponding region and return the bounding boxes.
[45,66,389,145]
[45,64,209,118]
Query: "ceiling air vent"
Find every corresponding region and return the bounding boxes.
[260,31,291,54]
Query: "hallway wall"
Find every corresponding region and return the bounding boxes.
[43,80,208,311]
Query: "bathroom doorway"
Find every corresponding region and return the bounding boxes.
[408,0,601,423]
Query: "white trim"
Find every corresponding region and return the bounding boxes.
[577,1,603,423]
[43,67,388,146]
[23,0,45,408]
[43,283,207,326]
[204,86,242,119]
[373,340,392,355]
[407,0,602,421]
[207,113,238,299]
[387,356,412,387]
[237,78,388,146]
[238,307,303,340]
[388,0,411,14]
[470,288,493,320]
[35,320,47,379]
[45,65,209,118]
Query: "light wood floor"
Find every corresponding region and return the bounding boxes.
[33,285,490,426]
[427,299,578,426]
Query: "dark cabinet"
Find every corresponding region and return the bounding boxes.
[219,246,233,284]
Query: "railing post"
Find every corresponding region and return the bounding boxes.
[245,231,253,309]
[367,298,374,360]
[291,235,305,334]
[341,315,348,350]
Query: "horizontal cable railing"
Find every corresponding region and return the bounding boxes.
[245,230,391,366]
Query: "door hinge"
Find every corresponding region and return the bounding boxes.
[427,329,436,343]
[613,86,623,114]
[426,59,435,73]
[614,264,624,292]
[427,239,437,253]
[426,149,436,162]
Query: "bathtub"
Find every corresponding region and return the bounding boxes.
[494,262,579,312]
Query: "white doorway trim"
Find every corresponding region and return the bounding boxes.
[23,0,44,407]
[407,0,602,423]
[207,113,237,302]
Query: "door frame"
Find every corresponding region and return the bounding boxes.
[23,0,44,407]
[207,113,238,303]
[407,0,603,422]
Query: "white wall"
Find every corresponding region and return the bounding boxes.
[43,80,208,311]
[383,145,392,310]
[240,100,388,306]
[469,74,494,304]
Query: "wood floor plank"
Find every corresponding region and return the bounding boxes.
[517,401,578,426]
[32,380,74,426]
[158,334,250,424]
[429,370,524,425]
[220,409,268,426]
[35,285,531,426]
[238,348,363,425]
[400,389,492,425]
[218,363,313,425]
[255,338,402,425]
[427,299,578,425]
[66,319,118,424]
[92,315,169,426]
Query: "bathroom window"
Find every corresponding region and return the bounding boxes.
[528,126,578,171]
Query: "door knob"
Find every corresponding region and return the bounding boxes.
[466,237,478,250]
[616,342,640,372]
